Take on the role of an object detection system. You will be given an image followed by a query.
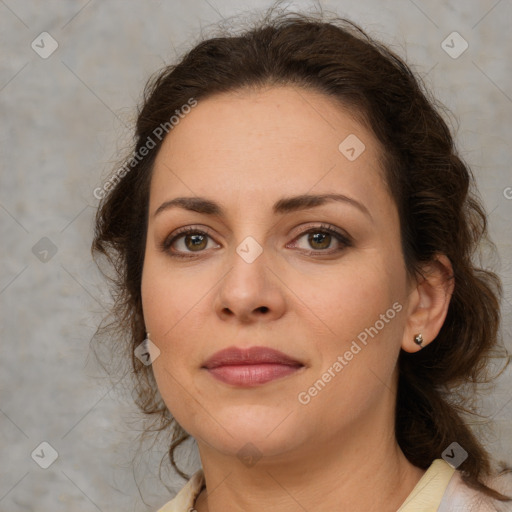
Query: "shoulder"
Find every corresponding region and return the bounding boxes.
[438,468,512,512]
[155,469,205,512]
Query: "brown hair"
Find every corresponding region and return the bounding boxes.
[91,6,511,502]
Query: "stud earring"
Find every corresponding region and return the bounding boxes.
[414,333,424,348]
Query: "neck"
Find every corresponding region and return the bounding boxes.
[194,416,425,512]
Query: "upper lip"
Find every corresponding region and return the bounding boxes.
[202,346,303,369]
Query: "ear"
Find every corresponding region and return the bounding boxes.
[401,254,455,353]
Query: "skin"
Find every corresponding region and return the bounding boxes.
[141,85,454,512]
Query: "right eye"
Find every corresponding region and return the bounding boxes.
[160,226,220,258]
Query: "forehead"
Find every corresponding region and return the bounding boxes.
[149,86,390,215]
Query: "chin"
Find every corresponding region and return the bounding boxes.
[192,408,310,459]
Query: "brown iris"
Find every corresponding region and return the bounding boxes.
[184,233,208,251]
[308,231,331,250]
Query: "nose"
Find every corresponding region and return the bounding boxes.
[214,243,287,324]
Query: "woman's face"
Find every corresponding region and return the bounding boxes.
[141,86,413,461]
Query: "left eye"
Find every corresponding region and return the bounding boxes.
[289,227,351,253]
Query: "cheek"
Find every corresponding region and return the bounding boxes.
[141,257,189,372]
[141,248,207,338]
[140,268,190,420]
[296,250,407,395]
[140,254,216,413]
[294,259,405,423]
[301,253,403,335]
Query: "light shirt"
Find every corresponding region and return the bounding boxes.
[156,458,512,511]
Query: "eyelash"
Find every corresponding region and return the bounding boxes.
[159,223,353,259]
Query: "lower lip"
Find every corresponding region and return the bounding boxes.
[206,364,302,386]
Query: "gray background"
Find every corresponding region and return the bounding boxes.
[1,0,511,510]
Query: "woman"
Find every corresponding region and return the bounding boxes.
[91,7,512,512]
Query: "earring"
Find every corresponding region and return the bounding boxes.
[414,333,424,348]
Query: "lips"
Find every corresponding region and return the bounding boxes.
[203,346,303,368]
[202,346,304,386]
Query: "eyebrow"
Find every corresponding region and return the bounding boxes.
[153,193,372,221]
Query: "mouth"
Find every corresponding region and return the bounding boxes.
[202,346,304,387]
